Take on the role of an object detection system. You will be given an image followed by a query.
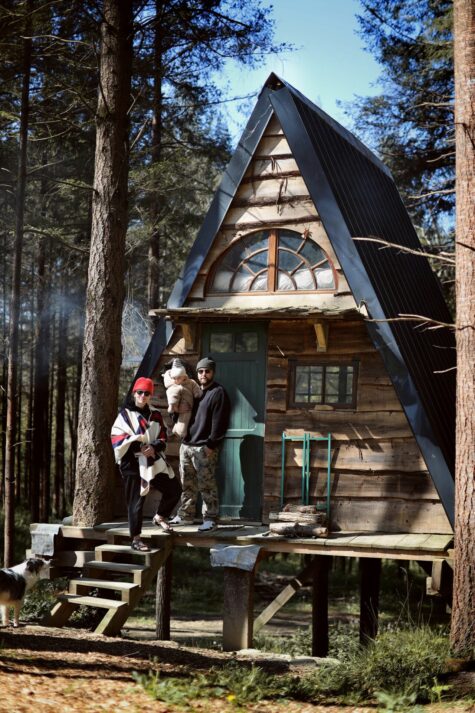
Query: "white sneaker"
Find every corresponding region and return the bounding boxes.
[168,515,193,526]
[198,519,216,532]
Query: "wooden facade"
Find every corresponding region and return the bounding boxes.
[146,110,452,536]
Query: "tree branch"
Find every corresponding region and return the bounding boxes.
[353,236,455,264]
[366,313,454,330]
[26,226,90,253]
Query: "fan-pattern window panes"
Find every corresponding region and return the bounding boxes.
[210,231,269,293]
[208,229,336,293]
[290,362,357,408]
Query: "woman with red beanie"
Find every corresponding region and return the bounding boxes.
[111,377,181,551]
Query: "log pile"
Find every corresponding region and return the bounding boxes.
[268,504,328,538]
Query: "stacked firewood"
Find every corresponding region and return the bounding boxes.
[268,504,328,538]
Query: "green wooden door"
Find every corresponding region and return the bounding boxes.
[202,323,267,521]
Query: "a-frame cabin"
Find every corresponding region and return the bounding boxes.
[39,74,456,648]
[136,73,456,537]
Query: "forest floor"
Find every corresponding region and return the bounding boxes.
[0,622,474,713]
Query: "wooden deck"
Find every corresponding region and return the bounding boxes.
[95,520,454,562]
[35,520,454,569]
[33,520,453,650]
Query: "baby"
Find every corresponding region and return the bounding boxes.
[163,360,201,438]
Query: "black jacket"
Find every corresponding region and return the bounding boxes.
[184,381,230,449]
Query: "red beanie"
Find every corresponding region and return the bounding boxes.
[133,377,154,394]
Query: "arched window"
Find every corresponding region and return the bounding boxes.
[208,229,336,294]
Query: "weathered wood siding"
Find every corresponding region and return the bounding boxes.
[185,114,356,314]
[264,318,452,534]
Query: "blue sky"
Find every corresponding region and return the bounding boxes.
[219,0,382,145]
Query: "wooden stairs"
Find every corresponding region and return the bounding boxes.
[45,537,172,636]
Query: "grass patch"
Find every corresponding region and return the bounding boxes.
[133,662,286,708]
[134,627,454,708]
[298,625,452,705]
[19,579,63,622]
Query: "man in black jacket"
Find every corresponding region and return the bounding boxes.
[169,357,230,531]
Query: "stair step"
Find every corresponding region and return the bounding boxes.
[95,544,160,556]
[69,578,139,593]
[58,593,127,610]
[86,560,148,574]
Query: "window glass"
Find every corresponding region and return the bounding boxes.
[299,239,326,266]
[292,363,356,408]
[209,229,335,294]
[251,272,269,291]
[325,366,341,403]
[242,232,268,256]
[231,269,254,292]
[295,365,323,403]
[294,267,315,290]
[310,367,324,401]
[246,249,268,272]
[279,231,304,252]
[278,249,301,272]
[235,332,258,352]
[212,270,234,292]
[315,266,335,289]
[210,332,233,353]
[277,271,294,290]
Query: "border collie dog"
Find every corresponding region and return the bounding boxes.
[0,558,50,627]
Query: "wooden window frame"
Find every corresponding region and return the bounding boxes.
[207,228,338,295]
[288,358,359,409]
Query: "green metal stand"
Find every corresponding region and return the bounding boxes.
[280,432,332,519]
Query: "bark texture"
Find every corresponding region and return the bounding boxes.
[73,0,133,526]
[148,2,163,323]
[451,0,475,656]
[4,1,32,566]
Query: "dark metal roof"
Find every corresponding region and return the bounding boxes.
[136,73,455,526]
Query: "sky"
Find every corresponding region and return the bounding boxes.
[219,0,383,145]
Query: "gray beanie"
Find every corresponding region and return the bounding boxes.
[196,357,216,372]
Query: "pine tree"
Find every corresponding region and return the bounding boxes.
[351,0,454,232]
[72,0,134,526]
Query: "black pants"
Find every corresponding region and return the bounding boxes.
[120,465,182,538]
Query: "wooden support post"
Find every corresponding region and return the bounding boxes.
[359,557,381,646]
[254,559,315,633]
[311,555,331,657]
[155,550,173,640]
[223,567,255,652]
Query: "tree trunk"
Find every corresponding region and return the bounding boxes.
[54,278,67,517]
[4,0,32,566]
[148,2,163,324]
[1,231,7,497]
[450,0,475,657]
[31,209,51,522]
[72,0,133,526]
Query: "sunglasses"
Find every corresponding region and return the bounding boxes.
[197,368,212,374]
[135,390,151,396]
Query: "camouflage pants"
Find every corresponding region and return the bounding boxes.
[178,444,219,521]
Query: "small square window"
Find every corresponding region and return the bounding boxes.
[289,361,357,408]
